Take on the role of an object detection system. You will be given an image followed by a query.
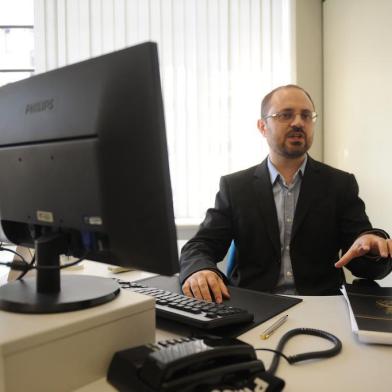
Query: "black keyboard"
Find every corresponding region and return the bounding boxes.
[116,279,254,329]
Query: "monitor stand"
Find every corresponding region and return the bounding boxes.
[0,233,119,313]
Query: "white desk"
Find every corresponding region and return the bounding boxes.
[14,261,391,392]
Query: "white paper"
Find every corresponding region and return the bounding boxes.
[0,267,9,287]
[341,285,359,333]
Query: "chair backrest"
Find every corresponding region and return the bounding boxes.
[226,241,236,277]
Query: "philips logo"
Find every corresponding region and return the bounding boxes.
[25,99,54,114]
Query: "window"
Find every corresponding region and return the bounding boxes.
[0,0,34,87]
[0,0,34,277]
[34,0,294,222]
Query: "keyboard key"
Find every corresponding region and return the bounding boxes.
[114,278,254,329]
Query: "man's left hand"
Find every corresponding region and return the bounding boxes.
[335,234,392,268]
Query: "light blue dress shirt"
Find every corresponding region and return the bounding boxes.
[267,155,308,295]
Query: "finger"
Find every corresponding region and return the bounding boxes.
[353,239,371,255]
[196,276,213,302]
[335,247,356,268]
[357,245,370,256]
[206,273,224,303]
[218,278,230,299]
[336,238,374,268]
[335,245,363,268]
[374,238,388,258]
[387,239,392,257]
[182,281,193,298]
[188,277,204,300]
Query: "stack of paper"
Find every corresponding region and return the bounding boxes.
[341,283,392,344]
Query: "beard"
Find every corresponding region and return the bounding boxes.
[281,140,309,158]
[276,129,311,158]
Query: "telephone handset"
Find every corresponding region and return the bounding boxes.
[107,336,285,392]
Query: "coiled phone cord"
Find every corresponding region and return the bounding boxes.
[256,328,342,375]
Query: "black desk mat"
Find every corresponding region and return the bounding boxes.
[137,275,302,338]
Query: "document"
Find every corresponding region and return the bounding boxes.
[341,283,392,344]
[0,269,8,286]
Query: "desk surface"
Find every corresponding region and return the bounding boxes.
[65,262,391,392]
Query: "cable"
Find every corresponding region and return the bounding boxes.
[57,255,87,269]
[0,245,33,280]
[17,250,35,280]
[260,328,342,375]
[0,253,87,272]
[254,348,291,363]
[0,260,30,270]
[0,245,29,263]
[0,245,40,279]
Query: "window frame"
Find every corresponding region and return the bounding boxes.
[0,24,35,82]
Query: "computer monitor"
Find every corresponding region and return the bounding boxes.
[0,42,179,313]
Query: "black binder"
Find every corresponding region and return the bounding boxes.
[342,283,392,344]
[137,275,302,338]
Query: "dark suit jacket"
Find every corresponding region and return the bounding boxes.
[179,156,392,295]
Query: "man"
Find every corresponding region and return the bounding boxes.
[180,84,392,303]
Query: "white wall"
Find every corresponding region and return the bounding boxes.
[324,0,392,286]
[294,0,323,161]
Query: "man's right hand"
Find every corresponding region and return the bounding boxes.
[181,269,230,303]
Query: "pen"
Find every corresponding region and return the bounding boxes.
[260,314,288,340]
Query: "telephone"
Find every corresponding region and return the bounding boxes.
[107,335,285,392]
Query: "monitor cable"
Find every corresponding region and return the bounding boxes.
[16,251,35,280]
[0,244,34,280]
[0,252,87,273]
[0,244,29,264]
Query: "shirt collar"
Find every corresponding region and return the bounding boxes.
[267,155,308,185]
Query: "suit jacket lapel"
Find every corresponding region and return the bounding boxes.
[253,159,281,256]
[291,156,324,240]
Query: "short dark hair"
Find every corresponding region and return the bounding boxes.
[261,84,315,118]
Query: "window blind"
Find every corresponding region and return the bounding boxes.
[34,0,294,220]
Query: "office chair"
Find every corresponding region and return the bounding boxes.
[226,241,236,277]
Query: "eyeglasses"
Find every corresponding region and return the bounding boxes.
[263,110,318,123]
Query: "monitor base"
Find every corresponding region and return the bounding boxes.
[0,275,120,313]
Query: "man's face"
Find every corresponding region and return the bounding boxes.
[257,88,315,159]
